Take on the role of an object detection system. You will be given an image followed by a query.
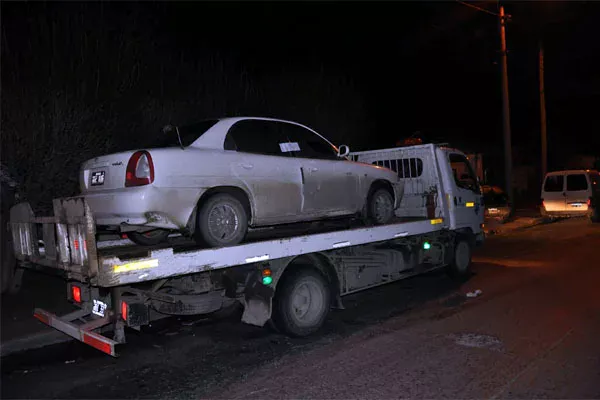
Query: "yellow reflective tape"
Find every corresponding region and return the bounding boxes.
[430,218,443,225]
[466,202,475,207]
[113,259,159,273]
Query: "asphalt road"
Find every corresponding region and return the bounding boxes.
[2,217,600,399]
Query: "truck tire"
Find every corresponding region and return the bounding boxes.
[367,187,395,225]
[272,268,331,337]
[196,193,248,248]
[128,229,171,246]
[447,236,473,278]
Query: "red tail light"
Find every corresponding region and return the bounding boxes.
[72,286,82,303]
[121,301,128,321]
[125,151,154,187]
[588,197,592,207]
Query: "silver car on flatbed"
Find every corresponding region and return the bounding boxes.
[80,117,404,247]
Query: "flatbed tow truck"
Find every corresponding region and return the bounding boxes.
[9,144,484,356]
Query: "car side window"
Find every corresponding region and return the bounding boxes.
[566,174,588,191]
[226,120,289,156]
[278,122,339,160]
[544,175,564,192]
[449,153,480,193]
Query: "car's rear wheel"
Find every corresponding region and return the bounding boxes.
[128,229,171,246]
[367,187,395,225]
[196,193,248,248]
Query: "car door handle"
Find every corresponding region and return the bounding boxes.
[345,172,352,176]
[309,167,318,172]
[239,163,253,170]
[562,192,566,197]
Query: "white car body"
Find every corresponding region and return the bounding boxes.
[80,117,404,236]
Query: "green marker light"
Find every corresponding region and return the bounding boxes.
[262,276,273,285]
[423,241,431,250]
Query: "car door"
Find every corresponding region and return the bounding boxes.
[278,122,360,216]
[225,119,303,225]
[542,173,566,212]
[448,153,484,228]
[565,172,589,212]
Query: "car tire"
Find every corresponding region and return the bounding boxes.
[128,229,171,246]
[367,187,395,225]
[196,193,248,248]
[447,235,473,279]
[272,268,331,337]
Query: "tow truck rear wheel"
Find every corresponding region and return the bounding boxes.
[447,235,473,278]
[272,268,331,337]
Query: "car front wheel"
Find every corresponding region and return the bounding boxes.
[196,193,248,248]
[367,187,395,225]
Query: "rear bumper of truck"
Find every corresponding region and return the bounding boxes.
[33,308,119,357]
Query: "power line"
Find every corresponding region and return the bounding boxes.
[454,0,500,17]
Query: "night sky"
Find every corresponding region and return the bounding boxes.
[2,1,600,205]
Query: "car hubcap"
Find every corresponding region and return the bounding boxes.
[374,193,393,222]
[291,280,324,327]
[208,204,240,241]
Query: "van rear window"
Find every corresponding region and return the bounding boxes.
[566,174,588,191]
[544,175,564,192]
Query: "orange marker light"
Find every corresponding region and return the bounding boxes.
[121,301,128,321]
[72,286,82,303]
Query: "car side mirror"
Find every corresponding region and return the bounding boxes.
[337,144,350,158]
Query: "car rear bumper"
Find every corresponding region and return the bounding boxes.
[84,186,203,231]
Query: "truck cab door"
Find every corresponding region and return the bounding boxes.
[447,153,484,230]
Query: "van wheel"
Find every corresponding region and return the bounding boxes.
[367,187,395,225]
[447,236,472,278]
[272,268,331,337]
[128,229,170,246]
[197,193,248,248]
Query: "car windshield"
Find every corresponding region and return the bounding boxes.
[156,120,219,148]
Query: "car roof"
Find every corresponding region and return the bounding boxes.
[191,116,334,150]
[545,169,598,176]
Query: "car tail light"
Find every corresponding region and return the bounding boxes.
[588,197,593,207]
[72,286,82,303]
[125,151,154,187]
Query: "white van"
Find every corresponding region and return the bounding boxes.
[541,169,599,222]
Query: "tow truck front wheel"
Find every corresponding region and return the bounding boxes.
[447,236,473,278]
[272,268,331,337]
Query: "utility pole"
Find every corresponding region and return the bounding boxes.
[499,5,514,209]
[539,41,548,178]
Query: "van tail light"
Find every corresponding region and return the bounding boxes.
[588,197,593,207]
[125,151,154,187]
[541,198,545,209]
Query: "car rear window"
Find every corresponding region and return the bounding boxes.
[158,120,219,148]
[544,175,564,192]
[566,174,588,191]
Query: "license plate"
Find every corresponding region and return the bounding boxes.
[92,299,108,317]
[488,208,499,214]
[91,171,105,186]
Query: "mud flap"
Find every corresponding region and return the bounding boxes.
[240,270,274,327]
